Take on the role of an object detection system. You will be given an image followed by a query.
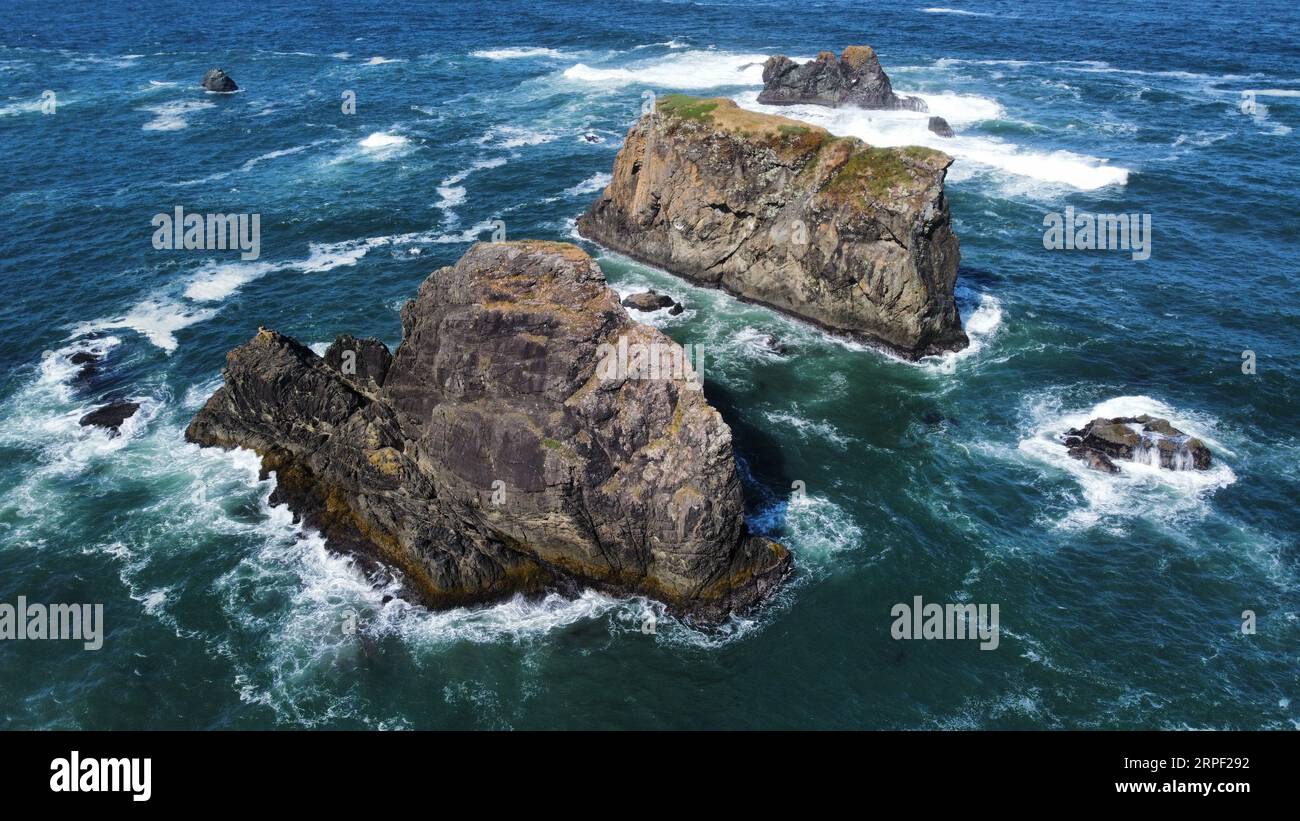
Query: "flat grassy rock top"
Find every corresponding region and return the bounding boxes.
[655,94,951,201]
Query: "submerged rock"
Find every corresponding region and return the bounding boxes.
[79,399,139,436]
[758,46,927,111]
[621,290,683,314]
[201,68,238,93]
[1064,415,1212,472]
[69,350,99,382]
[577,95,966,358]
[928,116,954,138]
[187,241,790,622]
[758,333,788,356]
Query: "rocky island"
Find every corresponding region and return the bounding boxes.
[1064,415,1212,473]
[758,46,927,111]
[577,95,966,357]
[201,68,238,93]
[187,241,790,622]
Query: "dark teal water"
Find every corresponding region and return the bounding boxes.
[1,0,1297,729]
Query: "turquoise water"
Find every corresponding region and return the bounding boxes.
[0,0,1297,729]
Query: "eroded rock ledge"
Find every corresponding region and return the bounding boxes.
[577,95,966,357]
[186,241,790,622]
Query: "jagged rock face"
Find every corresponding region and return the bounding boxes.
[758,47,927,111]
[1064,415,1212,472]
[201,68,238,92]
[576,96,966,357]
[186,241,790,622]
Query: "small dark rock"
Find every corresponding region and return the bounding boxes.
[622,290,682,313]
[79,400,140,436]
[928,116,954,138]
[201,68,238,93]
[68,351,100,382]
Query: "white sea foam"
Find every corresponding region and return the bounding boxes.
[921,7,991,15]
[239,143,314,170]
[562,172,611,197]
[918,287,1004,374]
[358,131,410,152]
[562,49,770,89]
[363,56,403,65]
[471,47,569,60]
[748,493,864,562]
[140,100,215,131]
[76,299,218,353]
[0,96,51,116]
[183,260,280,302]
[478,125,558,149]
[436,156,507,214]
[762,410,855,450]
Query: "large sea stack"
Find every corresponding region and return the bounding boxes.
[758,46,927,111]
[187,241,790,622]
[577,95,966,357]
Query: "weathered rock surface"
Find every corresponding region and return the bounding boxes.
[577,95,966,357]
[928,116,954,138]
[1064,415,1212,472]
[758,47,927,111]
[621,290,683,314]
[80,399,139,436]
[201,68,238,93]
[187,241,789,622]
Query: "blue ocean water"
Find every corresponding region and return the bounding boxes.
[1,0,1297,729]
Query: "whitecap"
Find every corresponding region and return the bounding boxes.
[184,260,281,302]
[471,47,569,60]
[478,125,558,149]
[359,131,409,151]
[75,298,218,353]
[920,7,992,15]
[140,100,215,131]
[562,172,611,197]
[561,49,770,89]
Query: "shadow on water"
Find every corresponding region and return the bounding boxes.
[956,264,1002,291]
[702,380,794,528]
